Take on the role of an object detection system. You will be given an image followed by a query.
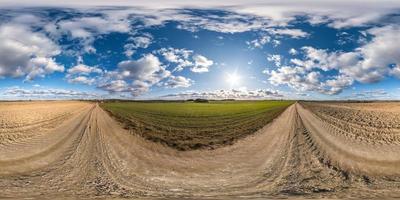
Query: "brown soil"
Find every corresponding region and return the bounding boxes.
[1,101,400,199]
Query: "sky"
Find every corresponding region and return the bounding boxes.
[0,0,400,100]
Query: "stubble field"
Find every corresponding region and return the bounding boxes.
[1,100,400,199]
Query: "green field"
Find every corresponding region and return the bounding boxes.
[101,100,294,150]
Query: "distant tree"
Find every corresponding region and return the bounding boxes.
[194,98,209,103]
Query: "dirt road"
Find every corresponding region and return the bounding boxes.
[1,102,400,199]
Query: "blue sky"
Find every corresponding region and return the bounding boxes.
[0,1,400,100]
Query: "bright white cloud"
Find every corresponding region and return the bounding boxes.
[67,64,102,75]
[192,54,213,73]
[3,1,399,30]
[67,76,96,85]
[2,86,100,99]
[161,88,283,100]
[267,25,400,95]
[98,79,130,93]
[247,35,271,49]
[124,34,153,57]
[118,54,170,82]
[0,24,63,81]
[267,64,354,95]
[158,48,194,71]
[163,75,194,88]
[66,62,102,85]
[267,54,282,67]
[55,16,131,52]
[289,48,298,55]
[98,54,171,96]
[156,48,213,73]
[266,28,309,38]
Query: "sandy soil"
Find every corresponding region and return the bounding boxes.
[1,101,400,199]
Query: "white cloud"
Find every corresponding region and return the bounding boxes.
[267,54,282,67]
[353,25,400,82]
[4,1,399,30]
[56,16,131,52]
[267,65,353,95]
[67,64,102,74]
[124,34,153,57]
[346,89,391,100]
[160,88,283,100]
[293,25,400,84]
[163,75,194,88]
[65,62,102,85]
[118,54,170,82]
[289,48,298,55]
[0,24,63,81]
[67,76,96,85]
[391,66,400,79]
[97,79,130,93]
[175,12,268,33]
[98,54,171,96]
[192,54,213,73]
[267,25,400,95]
[266,28,309,38]
[58,16,130,37]
[156,48,214,73]
[247,35,271,49]
[2,86,100,99]
[158,48,194,71]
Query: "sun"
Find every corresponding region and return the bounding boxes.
[226,72,241,87]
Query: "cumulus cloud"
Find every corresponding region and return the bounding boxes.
[175,10,268,33]
[54,15,131,52]
[124,34,153,57]
[67,64,102,75]
[267,54,282,67]
[160,88,283,100]
[2,86,100,99]
[156,48,213,73]
[0,24,63,81]
[157,48,194,71]
[267,65,354,95]
[67,76,96,85]
[2,4,400,99]
[265,28,309,38]
[391,66,400,79]
[298,25,400,84]
[289,48,298,55]
[6,1,399,30]
[98,54,172,96]
[267,25,400,95]
[65,61,102,85]
[192,54,214,73]
[162,75,194,88]
[346,89,390,100]
[97,79,130,93]
[117,54,170,82]
[246,35,271,49]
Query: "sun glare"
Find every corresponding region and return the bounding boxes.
[226,72,241,87]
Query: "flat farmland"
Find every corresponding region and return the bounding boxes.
[0,101,90,144]
[101,100,294,150]
[2,101,400,199]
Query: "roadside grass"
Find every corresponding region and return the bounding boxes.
[101,100,294,150]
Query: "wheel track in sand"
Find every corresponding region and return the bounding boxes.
[1,102,400,198]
